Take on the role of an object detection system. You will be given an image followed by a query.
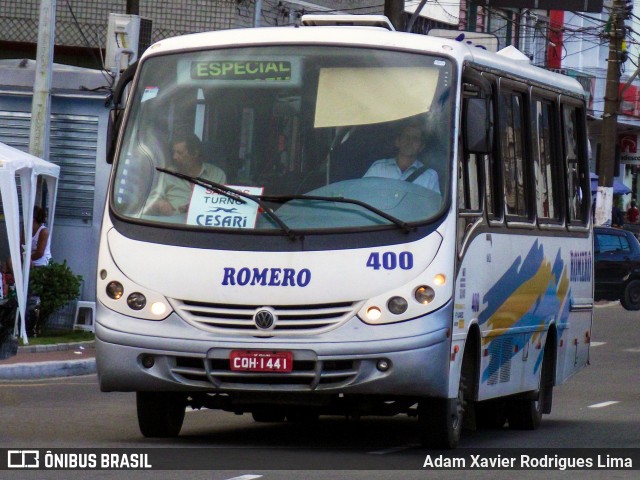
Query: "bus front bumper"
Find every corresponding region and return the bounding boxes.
[96,304,452,398]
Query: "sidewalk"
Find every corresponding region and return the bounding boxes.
[0,340,96,380]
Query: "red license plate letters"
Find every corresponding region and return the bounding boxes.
[229,350,293,372]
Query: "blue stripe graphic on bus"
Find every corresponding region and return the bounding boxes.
[478,241,570,384]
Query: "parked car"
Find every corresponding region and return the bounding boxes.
[622,222,640,241]
[594,226,640,310]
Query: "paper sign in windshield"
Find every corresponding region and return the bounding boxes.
[186,185,264,228]
[141,86,159,102]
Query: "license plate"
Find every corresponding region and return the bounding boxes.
[229,350,293,373]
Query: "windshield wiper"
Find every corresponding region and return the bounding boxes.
[156,167,414,234]
[261,193,415,233]
[155,167,298,240]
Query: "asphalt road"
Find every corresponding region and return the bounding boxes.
[0,302,638,479]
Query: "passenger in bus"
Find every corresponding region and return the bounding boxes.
[144,133,227,215]
[363,124,440,194]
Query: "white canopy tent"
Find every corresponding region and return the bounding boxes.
[0,141,59,344]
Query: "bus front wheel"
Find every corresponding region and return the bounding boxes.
[136,391,186,438]
[418,377,466,449]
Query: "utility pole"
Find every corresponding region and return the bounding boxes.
[596,0,625,226]
[254,0,263,27]
[126,0,140,15]
[29,0,56,163]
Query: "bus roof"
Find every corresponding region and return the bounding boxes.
[142,24,585,98]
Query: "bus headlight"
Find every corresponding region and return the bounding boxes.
[415,285,435,304]
[387,296,408,314]
[366,306,382,321]
[150,302,167,316]
[433,274,446,286]
[106,281,124,300]
[127,292,147,310]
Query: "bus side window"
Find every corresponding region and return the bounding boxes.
[457,148,484,255]
[531,92,561,223]
[484,150,499,221]
[458,148,481,213]
[458,71,493,255]
[498,84,530,222]
[562,102,589,226]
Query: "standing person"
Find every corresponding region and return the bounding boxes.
[612,202,624,227]
[627,200,639,224]
[24,205,51,337]
[30,205,52,267]
[144,132,226,215]
[364,123,440,194]
[3,205,52,274]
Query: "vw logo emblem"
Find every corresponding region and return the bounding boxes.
[254,308,276,330]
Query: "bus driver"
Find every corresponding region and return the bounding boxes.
[144,133,227,215]
[364,123,440,194]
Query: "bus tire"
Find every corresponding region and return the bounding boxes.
[136,391,186,438]
[621,280,640,310]
[507,342,553,430]
[418,377,466,449]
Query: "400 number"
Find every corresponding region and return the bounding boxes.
[366,251,414,270]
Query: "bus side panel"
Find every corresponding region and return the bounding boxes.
[556,310,592,385]
[454,231,592,402]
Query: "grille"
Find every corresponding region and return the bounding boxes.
[170,355,359,391]
[487,336,513,385]
[170,299,362,335]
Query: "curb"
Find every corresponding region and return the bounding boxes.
[0,358,96,380]
[18,340,95,354]
[594,301,620,309]
[0,341,96,380]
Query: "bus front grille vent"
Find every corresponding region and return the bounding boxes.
[170,299,362,335]
[205,358,358,390]
[168,356,358,390]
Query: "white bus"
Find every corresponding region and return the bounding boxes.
[97,15,593,449]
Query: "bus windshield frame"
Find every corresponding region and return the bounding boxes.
[110,45,455,234]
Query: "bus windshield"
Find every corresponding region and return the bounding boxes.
[112,45,454,232]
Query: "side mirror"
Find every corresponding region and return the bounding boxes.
[463,97,493,154]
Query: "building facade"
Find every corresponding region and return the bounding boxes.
[463,1,639,207]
